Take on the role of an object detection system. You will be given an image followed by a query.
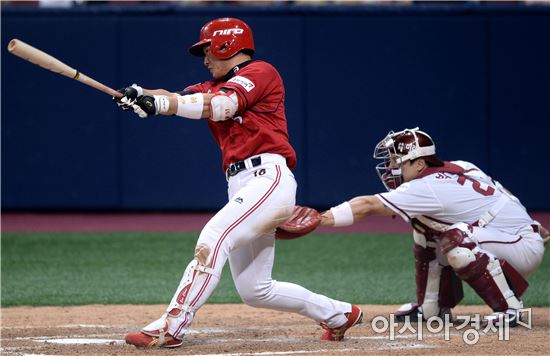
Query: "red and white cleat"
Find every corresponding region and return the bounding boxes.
[320,304,363,341]
[125,331,183,348]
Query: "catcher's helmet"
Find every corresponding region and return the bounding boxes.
[189,18,255,60]
[373,127,443,191]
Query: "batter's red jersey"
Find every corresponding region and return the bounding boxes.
[183,60,297,172]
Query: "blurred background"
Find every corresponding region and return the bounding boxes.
[2,0,550,212]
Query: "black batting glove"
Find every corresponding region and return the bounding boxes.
[132,95,158,118]
[113,84,143,110]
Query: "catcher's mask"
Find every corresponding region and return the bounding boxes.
[373,127,443,191]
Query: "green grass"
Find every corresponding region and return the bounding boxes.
[1,232,548,307]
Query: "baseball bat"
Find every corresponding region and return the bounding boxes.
[7,38,123,98]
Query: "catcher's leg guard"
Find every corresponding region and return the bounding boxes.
[395,231,462,322]
[414,242,440,319]
[140,244,221,345]
[440,223,527,326]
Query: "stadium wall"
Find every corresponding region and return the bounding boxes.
[2,3,549,210]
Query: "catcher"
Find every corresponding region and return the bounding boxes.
[279,128,548,326]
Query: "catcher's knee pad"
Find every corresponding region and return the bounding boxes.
[439,223,477,269]
[446,247,476,269]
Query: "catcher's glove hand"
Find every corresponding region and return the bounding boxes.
[275,205,321,240]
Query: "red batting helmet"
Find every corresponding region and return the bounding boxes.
[189,18,255,60]
[373,127,443,190]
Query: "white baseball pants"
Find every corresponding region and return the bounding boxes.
[160,153,351,340]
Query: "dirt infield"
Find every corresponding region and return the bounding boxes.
[1,304,549,355]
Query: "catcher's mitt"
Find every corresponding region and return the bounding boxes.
[275,205,321,240]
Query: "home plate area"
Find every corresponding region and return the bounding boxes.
[1,304,548,355]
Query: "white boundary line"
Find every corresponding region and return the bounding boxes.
[4,325,442,354]
[18,334,436,353]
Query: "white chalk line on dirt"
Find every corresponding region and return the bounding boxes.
[9,327,456,340]
[16,333,439,350]
[4,325,445,354]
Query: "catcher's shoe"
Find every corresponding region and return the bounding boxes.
[483,308,523,328]
[125,331,183,348]
[394,303,452,323]
[320,304,363,341]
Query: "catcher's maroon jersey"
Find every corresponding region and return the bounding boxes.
[184,60,297,172]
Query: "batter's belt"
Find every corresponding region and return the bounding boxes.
[225,153,288,179]
[226,156,262,178]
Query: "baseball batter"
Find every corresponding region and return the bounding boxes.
[115,18,362,348]
[322,128,546,326]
